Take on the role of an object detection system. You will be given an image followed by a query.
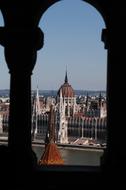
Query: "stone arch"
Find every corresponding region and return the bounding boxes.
[83,0,108,27]
[0,10,10,90]
[0,1,125,187]
[32,0,107,93]
[37,0,108,50]
[34,1,108,29]
[0,10,4,26]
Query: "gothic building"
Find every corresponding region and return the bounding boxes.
[85,93,107,118]
[30,72,107,143]
[57,71,77,117]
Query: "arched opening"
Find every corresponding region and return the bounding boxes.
[0,11,9,144]
[32,0,107,166]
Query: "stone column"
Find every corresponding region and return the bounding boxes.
[0,26,44,169]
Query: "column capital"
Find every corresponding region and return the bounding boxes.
[0,26,44,49]
[101,28,108,49]
[0,26,44,74]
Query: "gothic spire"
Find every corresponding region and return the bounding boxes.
[36,85,41,115]
[98,92,102,107]
[65,68,68,83]
[86,92,89,107]
[48,104,56,143]
[39,104,64,165]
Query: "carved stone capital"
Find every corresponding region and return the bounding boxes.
[0,26,44,74]
[101,28,108,49]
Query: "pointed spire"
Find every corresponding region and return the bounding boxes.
[99,91,102,107]
[36,85,39,99]
[43,104,55,145]
[65,67,68,83]
[36,85,41,115]
[39,104,64,165]
[48,104,56,143]
[86,92,89,107]
[44,105,55,145]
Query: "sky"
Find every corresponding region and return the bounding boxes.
[0,0,107,91]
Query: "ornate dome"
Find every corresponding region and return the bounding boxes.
[57,71,75,98]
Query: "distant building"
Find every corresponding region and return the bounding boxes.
[85,93,107,118]
[31,72,107,144]
[57,70,77,117]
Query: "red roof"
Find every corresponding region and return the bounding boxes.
[39,143,64,165]
[58,82,75,98]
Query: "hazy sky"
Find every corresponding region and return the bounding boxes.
[0,0,107,91]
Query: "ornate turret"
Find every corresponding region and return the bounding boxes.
[39,105,64,165]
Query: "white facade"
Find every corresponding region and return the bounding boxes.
[58,90,68,144]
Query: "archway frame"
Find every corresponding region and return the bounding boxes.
[0,0,124,174]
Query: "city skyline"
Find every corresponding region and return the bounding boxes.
[0,0,107,91]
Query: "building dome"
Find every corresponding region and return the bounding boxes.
[57,71,75,98]
[58,83,75,97]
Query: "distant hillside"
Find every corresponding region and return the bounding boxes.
[0,89,106,97]
[32,90,106,97]
[0,89,10,97]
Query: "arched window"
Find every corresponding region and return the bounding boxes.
[0,0,125,188]
[31,0,107,167]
